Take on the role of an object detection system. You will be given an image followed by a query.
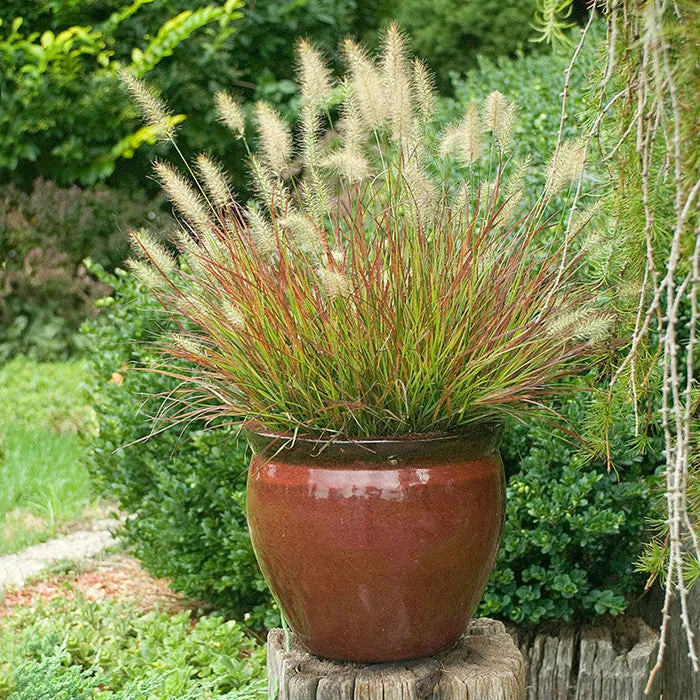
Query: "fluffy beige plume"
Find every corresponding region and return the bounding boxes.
[249,156,288,213]
[196,154,232,207]
[484,91,516,150]
[244,204,277,255]
[460,104,482,164]
[439,125,464,159]
[343,39,388,131]
[402,156,438,224]
[119,69,176,141]
[174,229,207,277]
[300,103,323,170]
[279,211,324,254]
[214,92,245,138]
[545,140,586,195]
[301,165,331,224]
[154,161,213,229]
[221,301,246,329]
[412,59,436,122]
[130,230,176,273]
[255,102,293,177]
[297,39,333,107]
[439,104,482,164]
[171,333,206,356]
[546,308,612,344]
[126,258,163,290]
[321,148,370,183]
[380,24,413,141]
[498,190,523,228]
[318,266,351,299]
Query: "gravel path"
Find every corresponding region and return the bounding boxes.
[0,519,118,589]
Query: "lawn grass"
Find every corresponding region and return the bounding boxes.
[0,356,96,554]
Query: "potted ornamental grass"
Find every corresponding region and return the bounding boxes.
[122,26,604,662]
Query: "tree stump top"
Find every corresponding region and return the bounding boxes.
[267,618,525,699]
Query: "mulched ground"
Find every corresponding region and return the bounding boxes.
[0,554,202,618]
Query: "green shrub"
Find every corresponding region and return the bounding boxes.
[378,0,539,89]
[479,383,662,625]
[82,266,274,627]
[0,596,266,699]
[0,1,244,188]
[0,179,169,360]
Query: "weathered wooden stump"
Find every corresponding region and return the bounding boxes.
[515,616,661,699]
[267,618,525,699]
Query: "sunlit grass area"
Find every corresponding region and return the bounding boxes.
[0,357,96,554]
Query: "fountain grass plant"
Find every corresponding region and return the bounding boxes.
[122,25,606,439]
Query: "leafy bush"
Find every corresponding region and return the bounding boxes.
[0,595,266,699]
[479,383,662,625]
[82,266,274,627]
[0,1,244,188]
[379,0,540,88]
[0,179,168,360]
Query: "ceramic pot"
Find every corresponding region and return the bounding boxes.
[245,422,505,662]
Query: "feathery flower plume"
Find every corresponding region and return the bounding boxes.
[175,228,207,277]
[439,104,482,164]
[380,24,413,141]
[279,211,324,254]
[546,308,612,344]
[244,203,277,255]
[214,92,245,139]
[484,90,515,150]
[318,266,351,298]
[130,230,176,273]
[249,155,288,213]
[255,101,293,177]
[301,165,330,224]
[321,149,370,183]
[154,161,214,229]
[119,69,176,141]
[411,59,436,122]
[126,258,163,290]
[498,190,523,228]
[402,156,437,223]
[221,301,246,329]
[196,154,232,207]
[439,124,464,159]
[300,103,323,170]
[171,333,206,356]
[460,104,482,164]
[343,39,388,131]
[297,39,334,107]
[545,140,586,195]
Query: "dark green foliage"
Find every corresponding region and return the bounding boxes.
[82,266,274,627]
[0,596,266,699]
[380,0,539,89]
[0,179,168,360]
[479,383,662,625]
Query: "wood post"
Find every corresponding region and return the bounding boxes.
[267,618,525,700]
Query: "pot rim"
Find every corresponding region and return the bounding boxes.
[243,418,504,461]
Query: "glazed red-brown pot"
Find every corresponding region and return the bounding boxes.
[245,422,505,662]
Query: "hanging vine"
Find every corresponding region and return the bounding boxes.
[539,0,699,687]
